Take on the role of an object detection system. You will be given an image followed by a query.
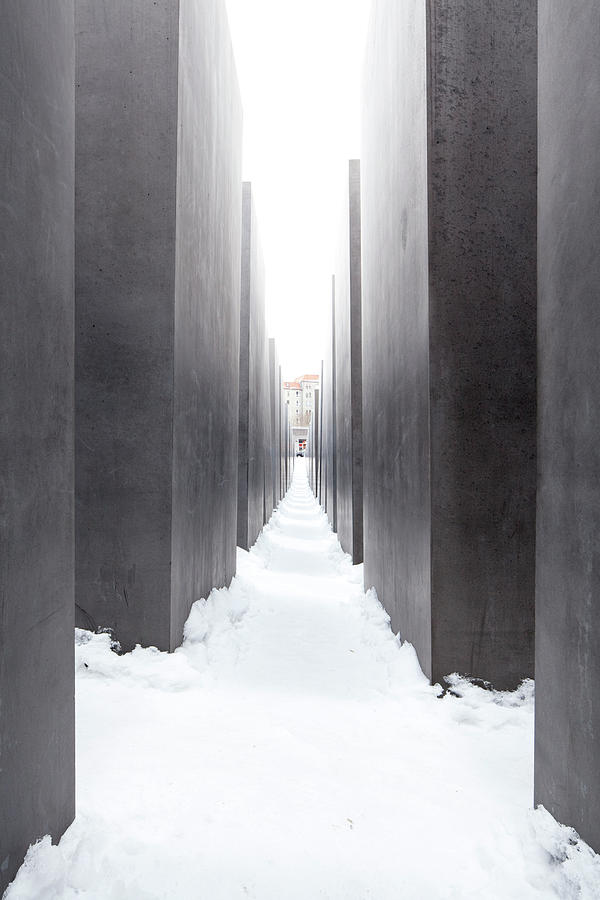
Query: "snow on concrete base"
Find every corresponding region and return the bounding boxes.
[5,460,600,898]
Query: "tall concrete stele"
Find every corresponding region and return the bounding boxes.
[535,0,600,854]
[0,1,76,890]
[281,385,293,498]
[75,0,243,652]
[317,359,325,506]
[333,160,363,564]
[237,183,272,551]
[361,0,537,689]
[322,277,338,531]
[308,387,320,498]
[268,340,281,512]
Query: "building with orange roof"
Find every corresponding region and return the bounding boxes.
[282,373,321,428]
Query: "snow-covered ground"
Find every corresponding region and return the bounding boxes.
[6,460,600,899]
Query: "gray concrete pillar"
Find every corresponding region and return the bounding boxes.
[75,0,242,651]
[278,365,284,500]
[324,278,338,529]
[334,160,363,563]
[0,2,75,889]
[362,0,537,688]
[237,183,269,550]
[268,340,280,512]
[313,387,321,497]
[535,0,600,853]
[318,360,325,505]
[283,402,290,493]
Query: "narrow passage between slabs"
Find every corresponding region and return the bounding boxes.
[10,460,557,900]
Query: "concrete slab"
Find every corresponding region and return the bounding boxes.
[269,340,281,512]
[362,0,537,688]
[323,278,338,530]
[237,183,269,550]
[334,160,363,563]
[535,0,600,853]
[0,2,75,888]
[75,0,242,651]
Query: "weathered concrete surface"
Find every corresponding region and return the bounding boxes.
[75,0,242,651]
[362,0,537,688]
[334,161,363,563]
[427,0,537,690]
[238,183,269,550]
[0,2,75,889]
[362,0,431,674]
[535,0,600,853]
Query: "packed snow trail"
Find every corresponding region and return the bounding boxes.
[6,461,600,898]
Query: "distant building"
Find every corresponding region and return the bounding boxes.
[283,373,320,427]
[298,374,319,415]
[283,380,303,420]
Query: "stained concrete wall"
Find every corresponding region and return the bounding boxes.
[535,0,600,853]
[334,161,363,563]
[238,183,270,550]
[0,2,75,889]
[75,0,242,651]
[362,0,537,688]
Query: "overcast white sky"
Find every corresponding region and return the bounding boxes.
[224,0,372,381]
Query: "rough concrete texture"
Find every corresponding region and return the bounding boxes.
[362,0,431,674]
[362,0,536,687]
[75,0,242,651]
[535,0,600,853]
[237,183,270,550]
[334,161,363,563]
[0,2,75,889]
[427,0,537,689]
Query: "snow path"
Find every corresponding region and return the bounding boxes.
[6,461,600,898]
